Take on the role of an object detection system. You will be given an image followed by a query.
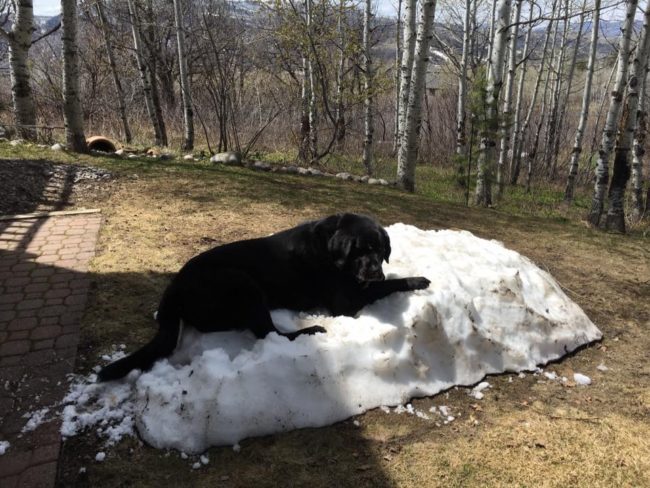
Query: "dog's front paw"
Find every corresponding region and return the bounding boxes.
[304,325,327,335]
[406,277,431,290]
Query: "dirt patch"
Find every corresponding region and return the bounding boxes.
[0,158,114,215]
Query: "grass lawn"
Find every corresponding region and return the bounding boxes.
[2,143,649,487]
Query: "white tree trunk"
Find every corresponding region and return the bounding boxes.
[306,0,317,161]
[396,0,417,154]
[335,0,347,146]
[564,0,600,203]
[127,0,164,146]
[551,0,587,179]
[455,0,472,168]
[508,4,534,185]
[362,0,374,175]
[5,0,37,141]
[543,0,570,176]
[299,54,311,162]
[96,0,132,144]
[588,0,638,227]
[393,0,402,152]
[486,0,497,65]
[173,0,194,150]
[396,0,437,192]
[496,0,522,196]
[605,1,650,232]
[144,0,167,146]
[475,0,512,206]
[631,68,648,218]
[61,0,87,153]
[523,2,559,191]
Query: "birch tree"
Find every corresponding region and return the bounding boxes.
[508,3,535,186]
[522,2,559,191]
[96,0,132,144]
[588,0,638,227]
[605,1,650,232]
[543,0,569,176]
[475,0,512,206]
[362,0,374,175]
[496,0,522,196]
[299,54,311,162]
[564,0,600,203]
[61,0,87,152]
[173,0,195,150]
[335,0,347,146]
[0,0,37,140]
[396,0,417,154]
[396,0,437,192]
[393,0,402,153]
[307,0,317,161]
[631,67,648,218]
[455,0,472,177]
[550,0,586,179]
[127,0,165,146]
[143,0,168,146]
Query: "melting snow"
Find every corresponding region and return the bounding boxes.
[60,225,601,453]
[0,441,9,455]
[574,373,592,385]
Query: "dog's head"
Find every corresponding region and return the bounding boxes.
[316,213,391,283]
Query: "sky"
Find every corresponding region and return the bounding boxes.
[32,0,635,21]
[34,0,400,18]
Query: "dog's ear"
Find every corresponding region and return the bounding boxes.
[328,230,353,270]
[379,226,391,263]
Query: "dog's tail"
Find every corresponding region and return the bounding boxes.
[97,286,182,382]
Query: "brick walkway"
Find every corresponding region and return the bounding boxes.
[0,213,101,488]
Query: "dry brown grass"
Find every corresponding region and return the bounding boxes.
[15,147,644,488]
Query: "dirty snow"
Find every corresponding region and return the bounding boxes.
[60,225,601,453]
[469,381,491,399]
[22,408,50,433]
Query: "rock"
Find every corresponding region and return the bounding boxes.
[50,143,64,151]
[378,179,389,186]
[210,151,241,165]
[336,172,352,180]
[128,154,139,159]
[285,166,299,174]
[183,154,194,161]
[360,175,370,183]
[297,167,310,175]
[307,168,323,176]
[252,161,272,171]
[368,178,380,185]
[159,153,173,161]
[114,149,125,156]
[9,139,24,146]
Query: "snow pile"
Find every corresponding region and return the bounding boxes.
[63,225,601,453]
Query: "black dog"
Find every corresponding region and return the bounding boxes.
[98,213,430,381]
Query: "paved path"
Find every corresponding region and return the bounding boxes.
[0,213,101,488]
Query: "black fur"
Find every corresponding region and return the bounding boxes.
[98,213,430,381]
